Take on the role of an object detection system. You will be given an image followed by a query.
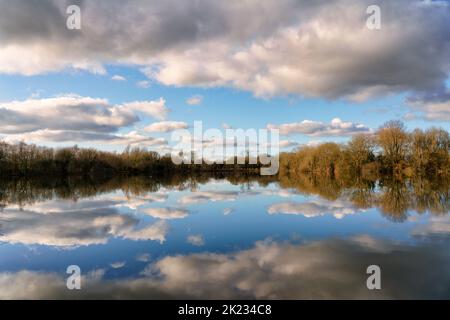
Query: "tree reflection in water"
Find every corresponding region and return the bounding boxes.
[0,173,448,222]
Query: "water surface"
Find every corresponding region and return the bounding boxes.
[0,175,449,299]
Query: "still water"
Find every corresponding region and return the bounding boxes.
[0,175,449,299]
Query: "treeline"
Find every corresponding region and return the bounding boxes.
[0,142,263,177]
[280,121,450,178]
[1,121,448,178]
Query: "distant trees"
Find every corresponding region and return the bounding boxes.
[279,143,342,177]
[409,128,450,173]
[280,121,449,178]
[345,134,375,171]
[0,142,159,176]
[0,142,264,177]
[376,120,409,169]
[0,121,448,178]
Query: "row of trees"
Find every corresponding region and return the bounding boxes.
[280,121,450,178]
[0,142,264,177]
[0,142,178,176]
[1,121,448,178]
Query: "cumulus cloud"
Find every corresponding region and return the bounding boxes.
[3,129,168,148]
[1,237,449,299]
[0,95,169,145]
[267,118,370,137]
[268,198,365,219]
[136,80,151,88]
[278,140,300,148]
[144,121,188,133]
[109,131,167,147]
[111,75,126,81]
[0,0,448,99]
[406,90,450,121]
[0,96,135,134]
[186,95,203,105]
[120,98,168,121]
[142,207,189,220]
[4,130,118,143]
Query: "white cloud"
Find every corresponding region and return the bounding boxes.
[111,131,168,147]
[3,129,168,148]
[0,95,135,134]
[111,75,126,81]
[144,121,188,133]
[120,98,168,121]
[136,80,150,88]
[186,95,203,105]
[267,118,370,137]
[278,140,300,148]
[407,90,450,121]
[0,0,448,99]
[0,95,169,146]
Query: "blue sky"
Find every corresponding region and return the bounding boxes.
[0,0,449,153]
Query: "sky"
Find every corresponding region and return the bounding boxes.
[0,0,449,154]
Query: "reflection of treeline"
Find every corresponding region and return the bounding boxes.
[280,121,449,178]
[277,121,450,220]
[0,142,264,177]
[278,174,450,221]
[1,173,447,222]
[0,173,276,207]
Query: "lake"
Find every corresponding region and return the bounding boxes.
[0,175,449,299]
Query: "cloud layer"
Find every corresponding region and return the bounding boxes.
[267,118,370,137]
[407,90,450,121]
[144,121,189,133]
[0,95,168,146]
[0,0,449,99]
